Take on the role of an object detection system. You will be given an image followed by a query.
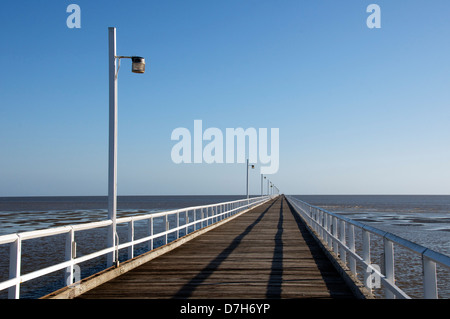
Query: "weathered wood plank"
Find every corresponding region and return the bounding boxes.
[77,196,355,299]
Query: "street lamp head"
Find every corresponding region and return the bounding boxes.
[251,165,255,169]
[131,56,145,74]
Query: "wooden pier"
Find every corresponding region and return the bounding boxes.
[76,196,356,299]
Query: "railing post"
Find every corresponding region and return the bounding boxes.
[315,209,320,234]
[128,220,134,259]
[327,215,333,248]
[65,228,75,287]
[194,208,197,230]
[332,216,338,253]
[383,238,395,299]
[186,210,189,235]
[348,224,356,275]
[319,210,324,239]
[363,229,371,291]
[423,256,438,299]
[165,215,169,245]
[323,213,328,246]
[339,220,346,263]
[177,211,180,239]
[8,235,21,299]
[147,217,153,251]
[311,208,316,232]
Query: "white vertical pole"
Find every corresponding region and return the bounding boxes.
[423,256,438,299]
[261,174,263,197]
[332,216,338,253]
[165,215,168,245]
[363,230,371,291]
[318,210,323,239]
[177,211,180,238]
[8,236,21,299]
[348,224,356,275]
[107,27,118,267]
[327,215,333,248]
[149,217,153,251]
[246,159,249,201]
[384,238,395,299]
[194,208,197,230]
[339,220,346,264]
[65,228,75,287]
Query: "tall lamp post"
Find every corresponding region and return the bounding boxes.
[108,27,145,267]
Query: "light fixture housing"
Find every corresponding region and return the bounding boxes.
[131,56,145,74]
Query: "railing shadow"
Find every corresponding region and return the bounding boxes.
[266,199,283,298]
[171,198,278,299]
[285,197,355,299]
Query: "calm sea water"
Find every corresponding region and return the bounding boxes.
[0,196,244,236]
[0,195,449,299]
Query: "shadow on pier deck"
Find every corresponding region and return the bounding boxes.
[71,196,358,299]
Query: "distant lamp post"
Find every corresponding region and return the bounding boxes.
[261,174,263,197]
[246,159,255,201]
[108,27,146,268]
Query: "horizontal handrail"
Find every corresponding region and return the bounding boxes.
[0,195,275,299]
[285,196,450,299]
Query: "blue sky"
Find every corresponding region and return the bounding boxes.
[1,0,450,196]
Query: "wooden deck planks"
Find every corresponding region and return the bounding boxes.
[77,196,355,299]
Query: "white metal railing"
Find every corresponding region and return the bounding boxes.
[0,195,273,299]
[285,196,450,299]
